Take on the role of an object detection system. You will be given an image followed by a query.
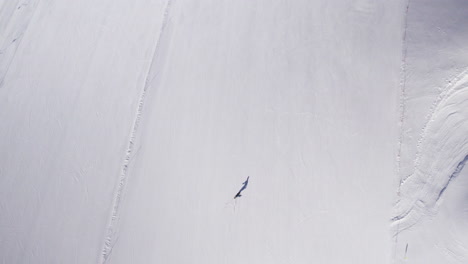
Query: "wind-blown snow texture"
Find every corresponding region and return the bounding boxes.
[0,0,467,263]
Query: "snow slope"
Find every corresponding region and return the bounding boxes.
[102,1,404,263]
[3,0,467,263]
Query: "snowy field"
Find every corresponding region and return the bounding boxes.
[0,0,467,263]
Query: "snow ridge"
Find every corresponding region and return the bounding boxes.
[393,69,468,235]
[99,1,173,263]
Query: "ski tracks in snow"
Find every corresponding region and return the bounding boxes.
[395,0,410,188]
[99,1,174,263]
[0,0,41,87]
[393,0,410,258]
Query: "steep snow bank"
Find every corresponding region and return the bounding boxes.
[394,0,468,262]
[394,71,468,231]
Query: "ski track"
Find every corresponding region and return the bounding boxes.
[393,69,468,236]
[99,1,173,263]
[396,0,410,194]
[0,0,41,87]
[393,0,410,259]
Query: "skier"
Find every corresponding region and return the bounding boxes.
[234,176,249,199]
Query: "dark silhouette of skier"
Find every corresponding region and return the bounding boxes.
[234,176,249,199]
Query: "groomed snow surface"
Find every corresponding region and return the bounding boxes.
[0,0,467,263]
